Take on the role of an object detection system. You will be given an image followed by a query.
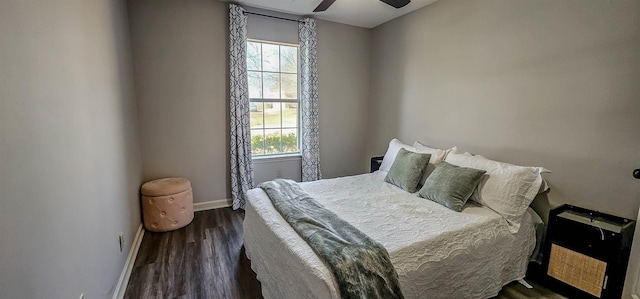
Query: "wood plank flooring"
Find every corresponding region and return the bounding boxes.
[124,208,262,299]
[124,208,565,299]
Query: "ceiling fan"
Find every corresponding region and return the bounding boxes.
[313,0,410,12]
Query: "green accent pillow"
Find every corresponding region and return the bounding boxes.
[384,148,431,193]
[418,161,486,212]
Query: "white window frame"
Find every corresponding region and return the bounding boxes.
[247,39,301,159]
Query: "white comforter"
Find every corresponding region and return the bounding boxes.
[244,171,537,299]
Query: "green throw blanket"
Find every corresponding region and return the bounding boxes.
[259,179,404,299]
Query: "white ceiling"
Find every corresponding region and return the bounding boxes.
[227,0,438,28]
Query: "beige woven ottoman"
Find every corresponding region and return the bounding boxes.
[141,178,194,232]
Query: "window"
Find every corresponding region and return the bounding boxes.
[247,40,299,157]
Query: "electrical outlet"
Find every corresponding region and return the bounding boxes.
[119,232,124,252]
[276,168,282,178]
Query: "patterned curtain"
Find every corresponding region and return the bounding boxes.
[229,4,254,210]
[299,18,322,182]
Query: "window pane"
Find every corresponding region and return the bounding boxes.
[262,44,279,72]
[248,71,262,98]
[247,41,300,157]
[250,102,264,129]
[281,73,297,99]
[263,73,280,99]
[282,103,298,127]
[264,102,281,128]
[251,129,265,155]
[264,129,281,154]
[280,46,297,73]
[247,42,261,71]
[282,129,298,153]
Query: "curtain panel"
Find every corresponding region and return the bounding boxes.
[299,18,322,182]
[229,4,254,210]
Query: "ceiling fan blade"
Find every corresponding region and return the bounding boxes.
[380,0,411,9]
[313,0,337,12]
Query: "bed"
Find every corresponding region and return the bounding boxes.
[243,170,544,299]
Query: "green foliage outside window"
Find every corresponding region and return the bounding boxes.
[251,132,298,155]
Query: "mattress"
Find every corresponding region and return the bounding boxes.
[244,171,538,299]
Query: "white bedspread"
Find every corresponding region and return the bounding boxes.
[244,171,537,299]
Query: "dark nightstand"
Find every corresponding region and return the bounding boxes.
[370,156,384,173]
[542,204,635,299]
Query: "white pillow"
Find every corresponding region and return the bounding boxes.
[412,142,448,184]
[412,142,447,163]
[415,142,461,160]
[379,139,415,172]
[379,139,446,173]
[539,179,550,194]
[445,152,549,233]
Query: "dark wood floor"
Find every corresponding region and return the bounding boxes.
[124,208,262,299]
[125,208,565,299]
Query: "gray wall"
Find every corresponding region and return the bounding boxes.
[129,0,371,202]
[0,0,142,298]
[369,0,640,221]
[128,0,230,202]
[317,19,371,177]
[247,7,298,45]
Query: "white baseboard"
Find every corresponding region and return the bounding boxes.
[193,198,233,211]
[112,224,145,299]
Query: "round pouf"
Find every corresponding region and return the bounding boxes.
[141,177,194,232]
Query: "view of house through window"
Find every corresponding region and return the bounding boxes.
[247,40,299,156]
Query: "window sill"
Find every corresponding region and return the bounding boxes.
[252,153,301,163]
